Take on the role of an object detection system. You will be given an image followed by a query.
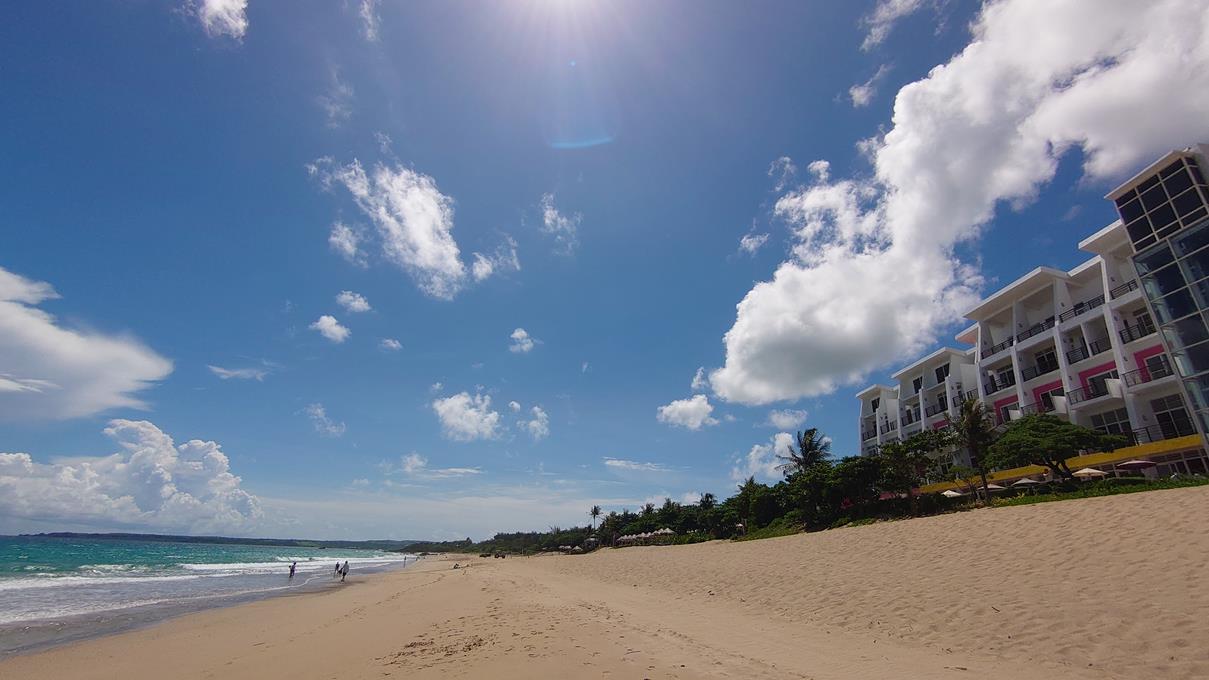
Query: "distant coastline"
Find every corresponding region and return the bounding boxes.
[17,532,419,552]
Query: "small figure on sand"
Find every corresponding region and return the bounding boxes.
[334,562,341,578]
[289,562,296,579]
[340,561,349,582]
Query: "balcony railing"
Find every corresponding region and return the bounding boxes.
[1123,421,1198,445]
[981,337,1014,359]
[1122,356,1175,387]
[901,407,921,425]
[964,389,978,402]
[1066,379,1114,405]
[1110,279,1139,299]
[1016,317,1057,342]
[861,427,877,441]
[879,421,898,434]
[1017,400,1056,416]
[1089,336,1113,356]
[984,373,1017,395]
[1020,359,1060,382]
[1119,317,1157,344]
[924,402,948,417]
[1058,295,1106,323]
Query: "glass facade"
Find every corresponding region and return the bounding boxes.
[1118,153,1209,435]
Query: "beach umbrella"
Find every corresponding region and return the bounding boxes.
[941,489,964,498]
[1011,478,1043,487]
[984,484,1007,491]
[1073,467,1108,478]
[1116,459,1157,470]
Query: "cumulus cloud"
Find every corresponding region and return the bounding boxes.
[304,403,346,437]
[328,222,367,267]
[0,420,261,534]
[766,409,808,429]
[768,156,797,192]
[603,457,669,472]
[313,158,467,300]
[738,232,770,255]
[681,491,702,505]
[195,0,248,39]
[522,406,550,441]
[359,0,380,42]
[335,290,371,313]
[0,266,172,421]
[539,193,581,255]
[471,235,521,282]
[207,365,269,381]
[732,432,794,482]
[508,400,521,412]
[389,452,481,479]
[432,392,501,441]
[712,0,1209,406]
[849,64,892,107]
[309,315,350,343]
[690,367,708,391]
[380,338,402,351]
[509,328,537,353]
[656,395,719,431]
[861,0,931,51]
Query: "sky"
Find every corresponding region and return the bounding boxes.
[3,0,1209,540]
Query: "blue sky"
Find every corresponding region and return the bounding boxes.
[2,0,1207,540]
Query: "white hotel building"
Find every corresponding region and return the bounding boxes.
[857,145,1209,483]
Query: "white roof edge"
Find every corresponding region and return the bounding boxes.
[856,383,895,398]
[963,266,1070,320]
[1067,255,1102,277]
[890,346,967,380]
[1077,220,1126,253]
[1105,149,1191,201]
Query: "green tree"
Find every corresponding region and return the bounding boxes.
[828,456,882,515]
[776,428,832,477]
[988,414,1128,480]
[698,492,716,510]
[785,461,833,529]
[641,502,656,517]
[589,505,602,530]
[952,397,997,503]
[878,428,953,513]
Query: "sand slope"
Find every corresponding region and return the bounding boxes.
[2,486,1206,679]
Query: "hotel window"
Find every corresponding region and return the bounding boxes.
[1144,354,1173,380]
[913,376,923,394]
[1150,394,1194,438]
[998,404,1013,424]
[1115,157,1209,250]
[996,366,1014,384]
[1090,408,1131,435]
[937,393,948,412]
[1038,386,1064,411]
[1034,348,1058,373]
[1087,370,1119,397]
[935,364,950,383]
[871,398,879,411]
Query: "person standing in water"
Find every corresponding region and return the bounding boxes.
[340,561,349,582]
[333,562,340,578]
[289,562,297,579]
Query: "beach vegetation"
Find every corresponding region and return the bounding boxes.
[988,414,1129,480]
[951,397,997,502]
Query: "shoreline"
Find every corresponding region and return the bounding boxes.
[2,487,1206,678]
[0,556,419,658]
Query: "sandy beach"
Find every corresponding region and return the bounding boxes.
[3,486,1207,679]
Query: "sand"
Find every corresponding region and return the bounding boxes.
[3,485,1207,679]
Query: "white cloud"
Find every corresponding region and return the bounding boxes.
[603,457,669,472]
[195,0,248,39]
[359,0,380,42]
[522,406,550,441]
[314,159,467,300]
[318,67,354,129]
[391,453,481,479]
[309,315,350,343]
[471,235,521,282]
[713,0,1209,406]
[768,156,797,191]
[0,266,172,421]
[690,367,708,391]
[304,403,346,437]
[766,409,808,429]
[509,328,537,353]
[432,392,501,441]
[581,361,590,373]
[539,193,581,255]
[335,290,371,313]
[732,432,794,482]
[328,222,368,267]
[430,382,443,392]
[207,365,268,381]
[849,64,892,107]
[508,400,521,412]
[380,338,402,351]
[861,0,930,51]
[738,232,770,255]
[680,491,702,505]
[0,420,261,535]
[656,394,719,431]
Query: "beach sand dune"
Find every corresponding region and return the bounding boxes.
[2,486,1206,679]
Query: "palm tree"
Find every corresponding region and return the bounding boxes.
[589,505,602,531]
[641,502,656,516]
[697,492,716,510]
[776,428,831,477]
[952,397,996,503]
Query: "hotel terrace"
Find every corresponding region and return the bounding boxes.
[857,144,1209,486]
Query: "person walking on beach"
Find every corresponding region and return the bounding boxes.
[334,562,340,578]
[340,561,349,582]
[289,562,296,579]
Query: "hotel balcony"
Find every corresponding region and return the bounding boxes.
[1017,400,1057,416]
[1109,279,1139,299]
[981,337,1014,359]
[1016,317,1057,343]
[1122,356,1176,388]
[1125,420,1198,445]
[983,373,1017,395]
[1065,336,1112,364]
[1066,379,1119,406]
[924,401,948,418]
[963,388,978,402]
[1057,294,1106,323]
[861,427,877,441]
[879,421,898,435]
[1020,357,1060,382]
[1119,316,1158,344]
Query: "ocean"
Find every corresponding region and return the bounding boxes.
[0,535,415,655]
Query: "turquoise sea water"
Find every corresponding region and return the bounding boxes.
[0,536,412,652]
